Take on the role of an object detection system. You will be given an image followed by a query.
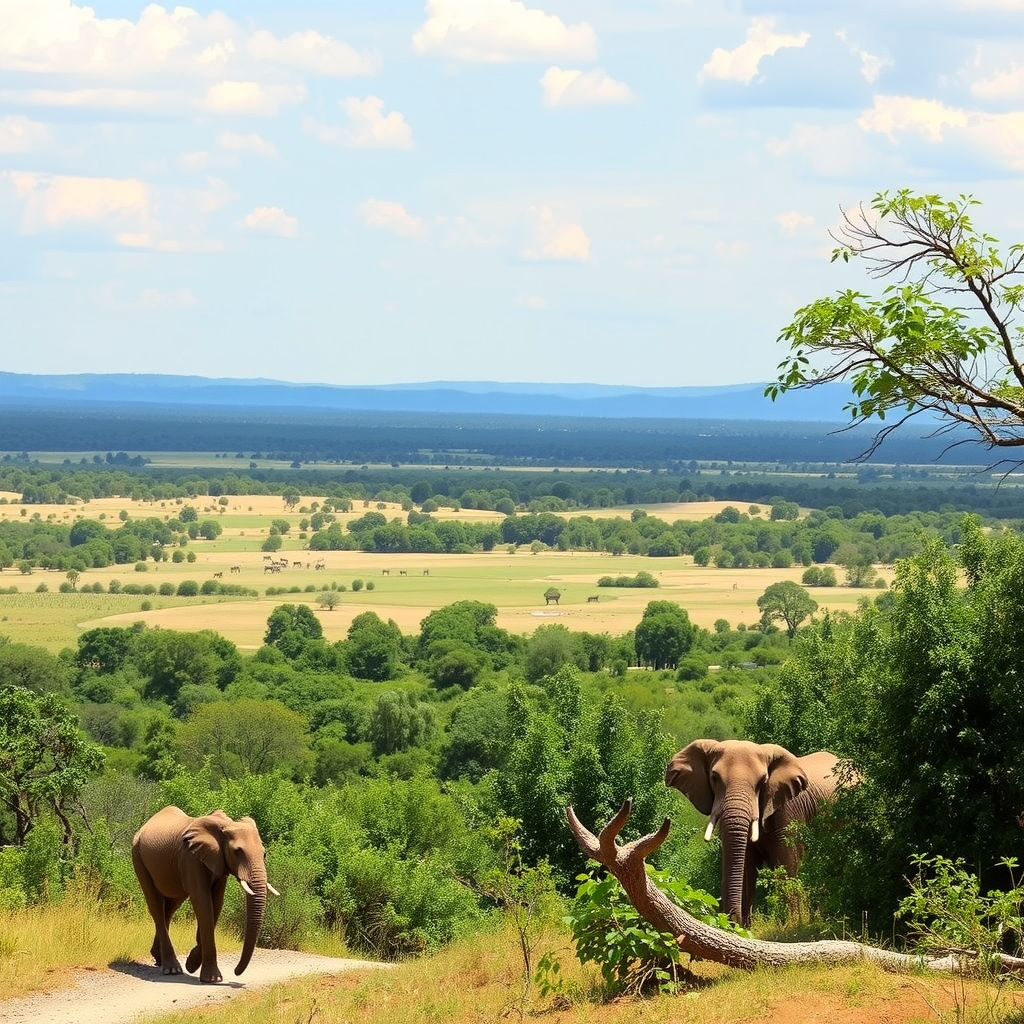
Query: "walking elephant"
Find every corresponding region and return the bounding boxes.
[665,739,845,925]
[132,806,279,983]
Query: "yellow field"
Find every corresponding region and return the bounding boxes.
[0,493,877,651]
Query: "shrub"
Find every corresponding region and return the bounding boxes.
[176,580,199,597]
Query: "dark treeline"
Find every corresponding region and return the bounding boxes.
[2,460,1023,520]
[0,402,998,467]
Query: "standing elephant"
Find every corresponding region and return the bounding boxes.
[665,739,843,925]
[132,806,279,983]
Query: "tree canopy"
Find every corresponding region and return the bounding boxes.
[769,189,1024,466]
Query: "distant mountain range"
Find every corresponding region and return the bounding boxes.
[0,372,858,423]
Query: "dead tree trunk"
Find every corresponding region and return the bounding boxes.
[566,800,1024,974]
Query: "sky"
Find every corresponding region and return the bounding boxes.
[3,0,1024,389]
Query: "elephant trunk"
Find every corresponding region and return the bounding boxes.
[234,870,267,976]
[720,813,753,925]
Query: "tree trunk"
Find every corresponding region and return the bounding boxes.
[565,800,1024,974]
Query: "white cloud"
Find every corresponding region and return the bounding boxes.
[437,214,503,248]
[776,210,815,235]
[520,205,591,262]
[239,206,299,238]
[6,170,151,234]
[219,131,278,157]
[970,62,1024,101]
[413,0,598,63]
[0,114,51,153]
[247,29,378,77]
[139,287,199,308]
[341,96,414,149]
[358,199,425,237]
[540,67,633,107]
[517,293,547,309]
[700,17,810,84]
[857,95,968,142]
[202,81,307,117]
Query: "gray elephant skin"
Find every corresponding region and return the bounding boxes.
[132,805,279,983]
[665,739,843,925]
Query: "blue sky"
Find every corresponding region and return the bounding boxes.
[3,0,1024,387]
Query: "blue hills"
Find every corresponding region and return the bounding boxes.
[0,372,857,423]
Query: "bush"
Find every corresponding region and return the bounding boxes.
[176,580,199,597]
[351,579,364,592]
[561,868,744,997]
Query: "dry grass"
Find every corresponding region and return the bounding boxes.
[0,493,883,652]
[123,921,1023,1024]
[0,893,192,1000]
[3,900,1022,1023]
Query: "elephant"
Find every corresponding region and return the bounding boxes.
[131,806,279,983]
[665,739,844,926]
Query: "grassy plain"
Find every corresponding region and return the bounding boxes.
[0,494,882,652]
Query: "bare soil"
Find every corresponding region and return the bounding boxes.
[0,949,388,1024]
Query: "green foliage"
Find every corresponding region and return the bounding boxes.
[898,855,1024,1022]
[770,189,1024,463]
[563,867,742,997]
[0,687,105,844]
[750,516,1024,932]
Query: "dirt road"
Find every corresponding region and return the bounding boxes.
[0,949,389,1024]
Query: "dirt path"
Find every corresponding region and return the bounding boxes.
[0,949,389,1024]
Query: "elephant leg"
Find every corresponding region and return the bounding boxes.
[151,897,185,966]
[186,884,223,983]
[132,848,183,975]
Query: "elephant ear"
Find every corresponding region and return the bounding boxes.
[182,813,229,877]
[762,745,809,820]
[665,739,718,815]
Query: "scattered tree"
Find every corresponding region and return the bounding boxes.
[756,581,818,639]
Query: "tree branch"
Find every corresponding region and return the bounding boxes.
[566,801,1024,975]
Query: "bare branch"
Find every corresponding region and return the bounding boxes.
[566,802,1024,976]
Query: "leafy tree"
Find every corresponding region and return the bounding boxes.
[0,686,104,844]
[345,612,403,681]
[633,601,695,670]
[135,629,239,707]
[770,189,1024,465]
[264,603,324,658]
[366,690,436,756]
[756,581,818,639]
[0,642,74,695]
[525,624,578,682]
[176,699,310,781]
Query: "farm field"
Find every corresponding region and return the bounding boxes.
[0,493,881,651]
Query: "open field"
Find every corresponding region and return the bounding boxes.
[0,493,880,651]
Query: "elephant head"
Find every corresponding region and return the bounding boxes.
[665,739,815,924]
[182,811,279,976]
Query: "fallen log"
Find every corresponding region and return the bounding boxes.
[565,800,1024,974]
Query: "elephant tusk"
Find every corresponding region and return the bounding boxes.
[267,882,280,897]
[240,879,255,896]
[750,819,759,844]
[703,818,715,842]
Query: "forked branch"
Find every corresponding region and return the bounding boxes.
[566,800,1024,974]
